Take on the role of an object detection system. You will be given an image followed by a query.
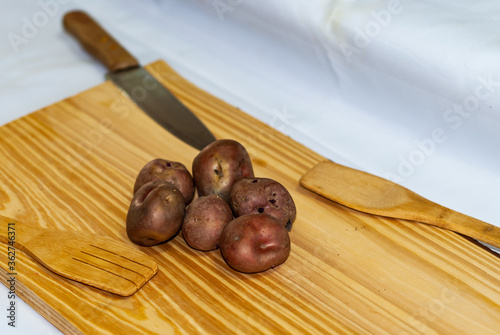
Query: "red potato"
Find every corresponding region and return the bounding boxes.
[133,158,195,204]
[192,139,254,202]
[219,214,291,273]
[182,195,234,251]
[126,180,185,246]
[230,177,296,231]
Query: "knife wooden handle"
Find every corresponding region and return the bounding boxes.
[63,10,139,72]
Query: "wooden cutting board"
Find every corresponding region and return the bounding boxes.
[1,60,500,334]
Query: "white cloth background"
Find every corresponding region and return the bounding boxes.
[1,0,499,333]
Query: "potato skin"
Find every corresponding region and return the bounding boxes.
[126,180,185,246]
[192,139,254,202]
[133,158,195,204]
[219,214,291,273]
[230,178,296,231]
[182,195,233,251]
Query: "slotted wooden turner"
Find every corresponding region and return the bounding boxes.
[300,161,500,249]
[0,215,158,296]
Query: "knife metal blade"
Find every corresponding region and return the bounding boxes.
[63,11,216,151]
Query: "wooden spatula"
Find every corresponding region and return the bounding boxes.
[300,161,500,249]
[0,215,158,296]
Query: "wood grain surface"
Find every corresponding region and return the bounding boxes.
[0,60,499,334]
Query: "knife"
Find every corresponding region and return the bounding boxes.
[63,10,216,151]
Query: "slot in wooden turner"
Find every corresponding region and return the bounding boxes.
[0,215,158,296]
[300,161,500,249]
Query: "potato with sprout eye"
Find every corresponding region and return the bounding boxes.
[134,158,195,204]
[126,180,185,246]
[220,213,291,273]
[230,177,296,231]
[192,139,254,203]
[182,194,233,251]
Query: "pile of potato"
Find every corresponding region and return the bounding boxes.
[126,139,295,273]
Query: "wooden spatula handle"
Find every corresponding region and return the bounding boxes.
[427,208,500,250]
[301,161,500,250]
[0,217,15,247]
[63,10,139,72]
[0,216,40,254]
